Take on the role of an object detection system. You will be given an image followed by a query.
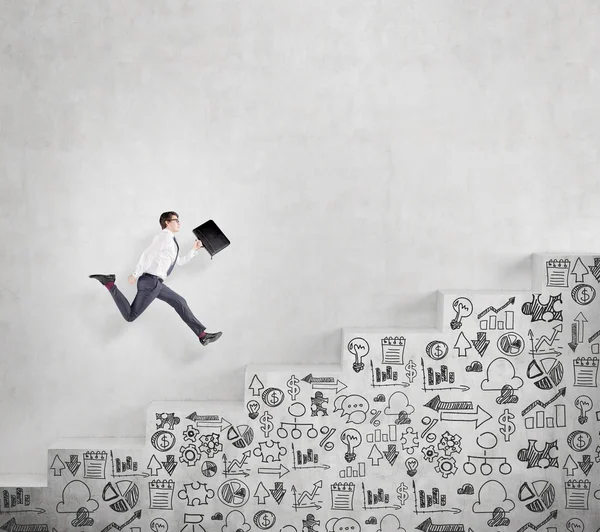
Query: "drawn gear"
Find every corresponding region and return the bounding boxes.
[400,427,419,455]
[438,431,462,456]
[421,445,439,463]
[183,424,200,442]
[198,433,223,458]
[435,456,458,478]
[179,444,202,466]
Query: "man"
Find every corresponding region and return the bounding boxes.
[89,211,222,346]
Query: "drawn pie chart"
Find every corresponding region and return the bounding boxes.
[218,479,250,507]
[102,480,139,512]
[497,332,525,356]
[518,480,555,512]
[526,358,564,390]
[227,425,254,449]
[201,460,217,477]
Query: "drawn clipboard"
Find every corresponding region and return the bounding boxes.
[192,220,230,258]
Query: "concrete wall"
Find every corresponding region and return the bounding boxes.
[1,0,599,476]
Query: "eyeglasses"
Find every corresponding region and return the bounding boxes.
[168,218,180,223]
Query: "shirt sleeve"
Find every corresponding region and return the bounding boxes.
[176,247,198,267]
[131,233,170,278]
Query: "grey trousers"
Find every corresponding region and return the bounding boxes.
[108,273,206,336]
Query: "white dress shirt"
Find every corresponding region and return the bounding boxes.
[132,228,198,280]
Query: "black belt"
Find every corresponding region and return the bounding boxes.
[143,273,164,282]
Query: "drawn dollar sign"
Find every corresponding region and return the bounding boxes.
[287,374,300,401]
[581,287,590,303]
[498,408,516,442]
[405,360,417,384]
[396,482,409,506]
[259,411,274,438]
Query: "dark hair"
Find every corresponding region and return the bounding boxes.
[159,211,179,229]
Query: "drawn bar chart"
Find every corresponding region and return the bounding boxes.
[524,405,566,429]
[427,365,454,386]
[366,425,397,443]
[480,311,514,331]
[339,463,366,478]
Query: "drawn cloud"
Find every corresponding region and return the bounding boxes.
[466,361,483,372]
[374,394,386,402]
[377,513,406,532]
[211,512,223,520]
[473,480,515,514]
[56,481,99,514]
[221,510,250,532]
[488,508,510,527]
[365,516,377,525]
[384,392,414,416]
[481,358,523,391]
[457,484,474,495]
[71,508,94,527]
[496,384,519,404]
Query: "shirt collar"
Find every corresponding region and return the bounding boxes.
[162,228,175,238]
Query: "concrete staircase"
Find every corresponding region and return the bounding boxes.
[1,253,598,531]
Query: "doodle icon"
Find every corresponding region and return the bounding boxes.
[348,337,369,372]
[450,297,473,329]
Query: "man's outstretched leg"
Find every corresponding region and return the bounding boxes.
[89,273,161,322]
[155,283,222,346]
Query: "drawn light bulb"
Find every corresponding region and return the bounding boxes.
[347,337,369,373]
[340,428,362,463]
[405,457,418,477]
[575,395,593,424]
[450,297,473,330]
[247,400,260,420]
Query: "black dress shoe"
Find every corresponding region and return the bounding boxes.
[89,274,116,285]
[199,331,223,346]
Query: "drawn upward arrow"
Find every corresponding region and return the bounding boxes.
[249,374,265,396]
[439,406,492,428]
[100,510,142,532]
[515,510,558,532]
[562,455,578,476]
[521,387,566,416]
[575,312,588,344]
[477,297,516,319]
[302,374,347,393]
[571,257,589,283]
[453,332,472,357]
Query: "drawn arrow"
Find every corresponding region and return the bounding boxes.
[535,324,562,351]
[424,396,473,412]
[0,519,48,532]
[257,464,289,478]
[249,374,264,396]
[416,518,465,532]
[368,444,383,466]
[515,510,558,532]
[440,406,492,428]
[100,510,142,532]
[571,257,589,283]
[301,374,347,393]
[0,508,46,516]
[562,455,578,476]
[253,482,270,504]
[146,455,162,476]
[477,297,516,319]
[453,332,472,357]
[521,387,566,416]
[185,413,231,431]
[49,455,65,476]
[575,312,588,343]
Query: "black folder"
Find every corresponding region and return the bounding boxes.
[192,220,230,257]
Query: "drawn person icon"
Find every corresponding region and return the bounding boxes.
[90,211,222,346]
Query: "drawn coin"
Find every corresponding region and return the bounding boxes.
[572,284,596,305]
[567,430,592,452]
[497,332,525,356]
[426,341,449,361]
[262,387,285,407]
[151,430,176,452]
[254,510,276,530]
